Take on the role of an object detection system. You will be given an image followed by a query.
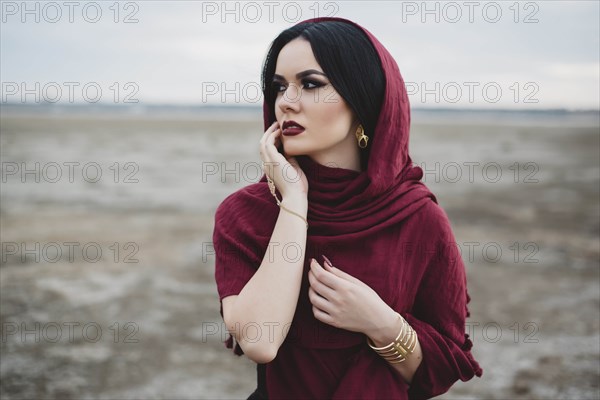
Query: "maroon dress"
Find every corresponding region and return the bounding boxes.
[213,16,483,400]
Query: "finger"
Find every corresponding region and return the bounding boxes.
[310,259,341,290]
[312,305,334,325]
[266,120,279,134]
[322,256,364,285]
[326,265,364,286]
[264,128,283,161]
[260,122,279,156]
[261,125,280,172]
[308,269,337,301]
[265,126,280,151]
[260,121,275,146]
[308,286,330,311]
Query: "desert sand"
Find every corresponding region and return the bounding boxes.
[1,109,598,399]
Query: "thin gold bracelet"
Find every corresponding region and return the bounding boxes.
[366,312,417,363]
[267,175,308,230]
[278,200,309,229]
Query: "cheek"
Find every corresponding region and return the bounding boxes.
[308,95,352,132]
[274,100,282,120]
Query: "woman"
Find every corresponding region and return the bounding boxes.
[213,17,483,399]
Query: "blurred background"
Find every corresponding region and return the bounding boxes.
[1,1,599,399]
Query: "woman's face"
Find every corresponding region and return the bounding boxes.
[272,38,360,169]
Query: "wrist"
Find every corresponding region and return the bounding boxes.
[366,307,404,347]
[280,196,308,215]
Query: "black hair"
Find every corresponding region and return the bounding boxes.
[261,21,385,171]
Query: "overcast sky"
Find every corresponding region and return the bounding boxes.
[1,0,598,109]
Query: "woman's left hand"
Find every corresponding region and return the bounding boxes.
[307,256,393,337]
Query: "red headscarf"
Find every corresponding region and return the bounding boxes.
[214,16,483,399]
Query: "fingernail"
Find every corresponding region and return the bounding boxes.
[322,255,333,268]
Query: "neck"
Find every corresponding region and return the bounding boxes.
[308,141,362,172]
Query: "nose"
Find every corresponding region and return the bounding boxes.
[277,83,302,113]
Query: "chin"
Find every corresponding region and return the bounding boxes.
[282,144,306,157]
[283,149,300,157]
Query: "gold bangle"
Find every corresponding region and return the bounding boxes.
[366,312,417,363]
[267,175,308,230]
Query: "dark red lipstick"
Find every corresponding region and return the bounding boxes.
[282,120,305,136]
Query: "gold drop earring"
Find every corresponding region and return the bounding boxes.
[355,124,369,148]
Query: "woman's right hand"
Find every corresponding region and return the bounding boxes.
[260,121,309,202]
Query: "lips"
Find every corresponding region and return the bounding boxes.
[282,120,305,136]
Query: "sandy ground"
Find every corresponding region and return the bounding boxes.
[1,112,599,399]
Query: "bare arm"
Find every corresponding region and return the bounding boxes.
[222,196,308,364]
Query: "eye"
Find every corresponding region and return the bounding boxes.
[302,79,324,90]
[271,79,326,93]
[271,81,286,93]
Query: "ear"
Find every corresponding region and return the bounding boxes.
[351,117,361,133]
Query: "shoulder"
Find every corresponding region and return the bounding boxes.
[215,182,272,221]
[214,182,278,236]
[410,199,463,269]
[404,198,457,246]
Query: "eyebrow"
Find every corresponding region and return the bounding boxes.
[273,69,327,81]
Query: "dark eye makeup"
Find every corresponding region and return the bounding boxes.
[271,78,327,93]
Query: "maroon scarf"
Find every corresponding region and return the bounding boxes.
[215,16,483,399]
[261,17,435,237]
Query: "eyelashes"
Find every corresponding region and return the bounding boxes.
[271,79,326,93]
